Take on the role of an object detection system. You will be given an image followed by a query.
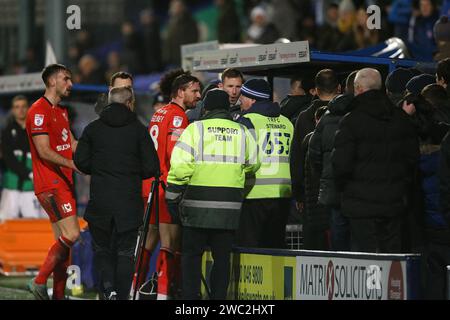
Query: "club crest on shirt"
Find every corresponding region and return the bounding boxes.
[34,114,44,126]
[173,116,183,128]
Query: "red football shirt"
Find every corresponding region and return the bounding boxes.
[142,102,188,197]
[26,97,74,194]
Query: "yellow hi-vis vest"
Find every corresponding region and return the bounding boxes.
[167,117,259,230]
[242,113,294,199]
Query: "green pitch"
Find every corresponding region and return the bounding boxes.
[0,276,97,300]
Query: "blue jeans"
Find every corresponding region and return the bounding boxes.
[330,208,351,251]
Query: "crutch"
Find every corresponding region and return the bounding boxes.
[131,175,160,300]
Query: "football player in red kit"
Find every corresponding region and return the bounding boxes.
[138,72,201,299]
[26,64,81,300]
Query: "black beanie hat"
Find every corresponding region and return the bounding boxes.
[203,89,230,111]
[406,74,436,95]
[241,79,271,101]
[385,68,414,94]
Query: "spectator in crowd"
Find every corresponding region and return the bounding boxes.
[352,7,380,49]
[385,67,415,106]
[271,0,300,41]
[388,0,413,40]
[218,68,245,120]
[164,0,199,67]
[280,76,315,124]
[139,9,162,73]
[422,83,450,123]
[431,127,450,299]
[433,15,450,61]
[24,47,42,73]
[332,68,419,253]
[441,0,450,16]
[402,79,450,295]
[436,57,450,97]
[298,14,317,48]
[216,0,241,43]
[310,93,355,251]
[344,70,358,94]
[300,105,330,250]
[104,51,125,84]
[246,6,280,44]
[406,73,436,95]
[121,21,143,75]
[77,54,104,85]
[74,30,93,58]
[408,0,440,61]
[335,0,357,51]
[74,86,159,300]
[67,44,81,72]
[0,96,43,221]
[316,3,343,52]
[291,69,341,208]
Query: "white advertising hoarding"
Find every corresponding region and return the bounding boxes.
[295,256,407,300]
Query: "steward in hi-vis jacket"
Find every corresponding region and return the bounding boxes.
[165,89,259,299]
[236,79,294,249]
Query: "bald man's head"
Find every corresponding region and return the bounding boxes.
[354,68,382,96]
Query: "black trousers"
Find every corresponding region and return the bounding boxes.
[237,198,290,248]
[349,216,402,253]
[90,221,138,300]
[182,227,234,300]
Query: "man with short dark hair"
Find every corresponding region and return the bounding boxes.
[291,69,340,212]
[95,72,134,116]
[280,76,315,124]
[436,58,450,96]
[344,70,358,95]
[26,64,80,300]
[421,83,450,125]
[218,68,245,120]
[74,86,159,300]
[0,95,43,221]
[109,71,134,88]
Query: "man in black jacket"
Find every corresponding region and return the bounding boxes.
[309,94,354,251]
[301,106,330,250]
[332,68,420,253]
[74,86,159,299]
[431,130,450,299]
[436,57,450,97]
[291,69,340,212]
[280,76,315,124]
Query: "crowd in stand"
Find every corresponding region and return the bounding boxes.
[2,0,450,82]
[282,57,450,299]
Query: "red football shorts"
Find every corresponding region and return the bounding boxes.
[143,184,173,225]
[37,188,77,223]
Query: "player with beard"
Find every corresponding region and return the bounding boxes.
[26,64,81,300]
[137,71,201,299]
